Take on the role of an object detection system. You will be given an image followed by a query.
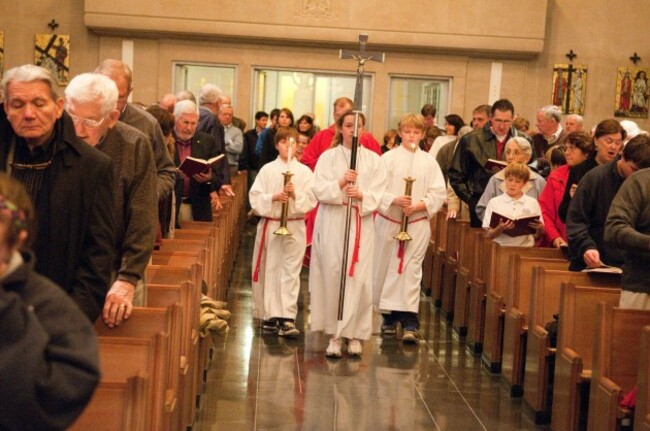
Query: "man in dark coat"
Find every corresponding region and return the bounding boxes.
[173,100,223,224]
[0,64,115,322]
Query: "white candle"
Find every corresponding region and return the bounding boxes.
[288,138,295,166]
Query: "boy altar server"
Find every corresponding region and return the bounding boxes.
[374,113,447,342]
[249,127,316,337]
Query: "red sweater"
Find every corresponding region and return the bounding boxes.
[539,164,569,244]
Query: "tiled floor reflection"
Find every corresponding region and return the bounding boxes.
[194,222,551,430]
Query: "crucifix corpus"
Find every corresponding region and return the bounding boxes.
[336,34,385,321]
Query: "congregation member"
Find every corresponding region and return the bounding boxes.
[259,108,295,166]
[240,110,268,190]
[0,64,114,321]
[94,59,176,202]
[296,113,317,138]
[539,131,592,248]
[310,110,388,358]
[197,83,234,198]
[146,105,177,237]
[301,97,381,170]
[437,125,473,220]
[0,174,100,430]
[255,108,280,158]
[483,162,544,247]
[531,105,567,159]
[475,136,546,222]
[566,134,650,271]
[158,92,176,113]
[173,100,223,224]
[559,119,626,222]
[564,114,584,133]
[448,98,525,227]
[219,104,244,169]
[428,113,465,159]
[218,94,247,132]
[295,132,310,162]
[512,116,530,135]
[471,104,491,130]
[381,129,398,153]
[249,127,316,337]
[604,137,650,310]
[65,73,158,327]
[373,113,446,343]
[420,103,440,130]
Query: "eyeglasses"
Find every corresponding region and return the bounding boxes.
[68,113,107,128]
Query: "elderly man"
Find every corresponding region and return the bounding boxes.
[532,105,567,158]
[95,59,175,202]
[0,64,114,321]
[449,99,526,227]
[173,100,223,224]
[219,104,244,168]
[197,83,233,197]
[65,73,158,328]
[565,114,584,133]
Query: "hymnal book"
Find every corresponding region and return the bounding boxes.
[178,154,225,176]
[484,158,507,172]
[488,211,540,237]
[581,264,623,274]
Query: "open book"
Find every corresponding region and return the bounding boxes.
[581,264,623,274]
[488,211,540,237]
[484,158,507,173]
[178,154,225,176]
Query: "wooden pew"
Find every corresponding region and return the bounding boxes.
[70,374,148,431]
[147,266,201,430]
[550,283,621,430]
[441,218,464,320]
[636,326,650,431]
[501,255,568,396]
[160,238,210,295]
[94,306,181,431]
[481,243,564,372]
[421,215,437,296]
[523,269,621,424]
[587,303,650,431]
[431,208,448,307]
[452,227,483,337]
[466,234,492,353]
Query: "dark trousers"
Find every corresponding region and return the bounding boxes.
[383,311,419,330]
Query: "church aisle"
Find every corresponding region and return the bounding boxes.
[194,223,550,430]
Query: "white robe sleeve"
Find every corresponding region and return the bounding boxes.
[249,162,277,217]
[421,154,447,218]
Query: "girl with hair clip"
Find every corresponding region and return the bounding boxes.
[0,173,100,430]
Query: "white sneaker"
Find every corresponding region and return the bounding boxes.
[348,339,363,356]
[326,337,342,358]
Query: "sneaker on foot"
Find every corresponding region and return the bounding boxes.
[278,321,300,338]
[402,328,419,343]
[326,337,342,358]
[348,339,363,356]
[262,319,279,333]
[381,324,396,337]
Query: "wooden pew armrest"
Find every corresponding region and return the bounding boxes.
[164,389,177,413]
[579,370,591,382]
[598,376,621,394]
[180,355,189,374]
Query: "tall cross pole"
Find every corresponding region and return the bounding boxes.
[336,35,385,321]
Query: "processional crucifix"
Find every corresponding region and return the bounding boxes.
[336,34,385,320]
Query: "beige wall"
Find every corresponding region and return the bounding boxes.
[2,0,649,137]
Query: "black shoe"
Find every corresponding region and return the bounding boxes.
[262,319,279,333]
[381,324,397,337]
[278,321,300,338]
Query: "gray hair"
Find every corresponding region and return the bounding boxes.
[566,113,583,125]
[538,105,562,123]
[199,83,223,105]
[175,90,196,104]
[218,103,233,114]
[1,64,59,101]
[174,99,199,117]
[65,73,118,116]
[506,136,533,156]
[95,59,133,91]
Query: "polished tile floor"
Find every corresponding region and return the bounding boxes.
[194,223,550,430]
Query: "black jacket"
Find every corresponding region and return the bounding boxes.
[0,107,115,322]
[0,251,100,431]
